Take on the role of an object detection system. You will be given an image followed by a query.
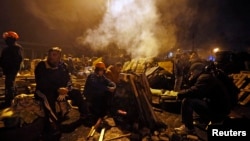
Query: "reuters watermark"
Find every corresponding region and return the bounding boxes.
[212,129,246,136]
[207,120,249,141]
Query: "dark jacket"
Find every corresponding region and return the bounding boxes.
[178,72,231,115]
[35,60,70,100]
[0,43,23,75]
[83,72,116,101]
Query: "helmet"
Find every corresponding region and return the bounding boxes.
[95,62,106,69]
[3,31,19,40]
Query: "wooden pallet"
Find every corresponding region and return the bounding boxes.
[231,72,250,106]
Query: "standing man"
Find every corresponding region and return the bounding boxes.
[0,31,23,107]
[173,49,184,91]
[64,54,75,75]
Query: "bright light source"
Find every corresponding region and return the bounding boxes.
[108,0,134,14]
[213,48,220,53]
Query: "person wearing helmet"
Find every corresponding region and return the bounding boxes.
[34,47,88,140]
[0,31,23,107]
[174,62,231,134]
[83,61,116,124]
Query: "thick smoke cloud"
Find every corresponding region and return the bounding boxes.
[24,0,196,58]
[77,0,177,58]
[23,0,244,58]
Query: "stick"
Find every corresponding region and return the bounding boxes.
[36,90,58,121]
[87,118,102,139]
[98,128,105,141]
[87,126,95,139]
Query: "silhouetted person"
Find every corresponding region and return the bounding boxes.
[175,62,231,134]
[0,31,23,107]
[173,49,185,91]
[65,54,75,75]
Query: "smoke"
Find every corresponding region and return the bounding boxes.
[23,0,223,58]
[77,0,177,58]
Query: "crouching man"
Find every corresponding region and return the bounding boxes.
[174,63,231,134]
[34,47,88,140]
[83,62,116,125]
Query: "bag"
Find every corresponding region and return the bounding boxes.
[146,66,174,90]
[12,94,45,125]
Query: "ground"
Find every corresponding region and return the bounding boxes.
[0,94,249,141]
[59,98,206,141]
[1,75,250,141]
[58,96,250,141]
[60,107,182,141]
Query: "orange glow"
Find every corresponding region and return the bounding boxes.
[213,48,220,53]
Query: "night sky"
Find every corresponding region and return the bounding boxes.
[0,0,249,57]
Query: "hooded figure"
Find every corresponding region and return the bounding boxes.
[174,62,231,134]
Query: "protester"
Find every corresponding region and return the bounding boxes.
[0,31,23,107]
[173,49,185,91]
[64,54,75,75]
[174,62,232,134]
[34,47,88,140]
[83,61,116,123]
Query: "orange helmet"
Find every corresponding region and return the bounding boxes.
[95,62,106,69]
[3,31,19,40]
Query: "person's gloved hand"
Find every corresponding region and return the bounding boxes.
[107,86,116,92]
[107,82,116,92]
[57,87,69,101]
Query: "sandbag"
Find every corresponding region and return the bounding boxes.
[0,94,45,128]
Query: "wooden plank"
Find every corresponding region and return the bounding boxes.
[128,74,146,123]
[235,74,247,87]
[140,73,152,102]
[237,80,246,89]
[239,94,250,106]
[238,91,246,100]
[135,78,158,129]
